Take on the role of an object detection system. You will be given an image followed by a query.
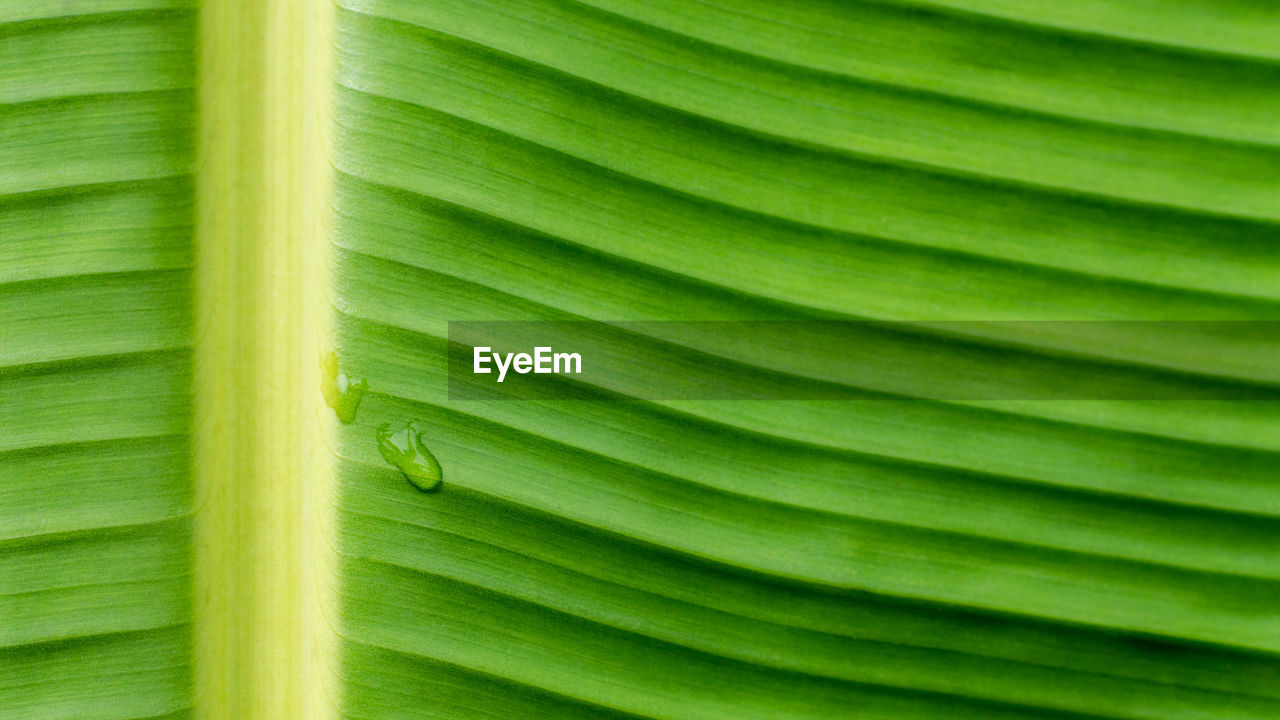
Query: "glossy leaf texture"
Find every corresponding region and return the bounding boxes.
[329,1,1280,719]
[0,2,197,719]
[4,1,1280,719]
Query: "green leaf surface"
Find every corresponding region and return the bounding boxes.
[4,1,1280,719]
[329,1,1280,718]
[0,4,197,720]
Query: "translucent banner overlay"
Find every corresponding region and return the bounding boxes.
[447,321,1280,401]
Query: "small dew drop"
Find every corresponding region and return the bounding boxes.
[376,421,443,492]
[321,352,368,424]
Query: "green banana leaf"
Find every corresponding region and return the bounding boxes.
[3,1,1279,719]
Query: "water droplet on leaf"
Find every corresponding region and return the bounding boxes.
[376,422,443,492]
[321,351,368,423]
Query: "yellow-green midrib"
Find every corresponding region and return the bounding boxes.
[1,1,340,719]
[192,1,337,719]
